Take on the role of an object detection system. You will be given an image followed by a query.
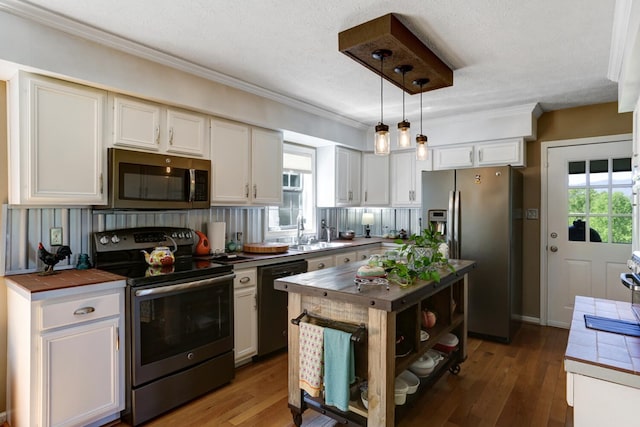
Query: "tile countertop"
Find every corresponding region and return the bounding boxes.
[3,268,126,299]
[564,295,640,388]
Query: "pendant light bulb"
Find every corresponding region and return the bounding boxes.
[395,65,413,148]
[372,49,392,155]
[413,78,430,160]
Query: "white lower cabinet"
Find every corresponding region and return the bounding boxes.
[233,268,258,365]
[306,255,336,272]
[6,280,125,427]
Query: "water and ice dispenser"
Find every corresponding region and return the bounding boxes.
[428,209,447,236]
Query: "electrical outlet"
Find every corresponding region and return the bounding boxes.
[50,227,63,246]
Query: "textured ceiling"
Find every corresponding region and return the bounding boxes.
[5,0,620,128]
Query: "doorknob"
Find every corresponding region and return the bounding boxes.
[550,246,558,252]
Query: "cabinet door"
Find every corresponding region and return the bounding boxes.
[335,148,352,205]
[476,138,524,167]
[41,317,121,427]
[166,108,207,157]
[112,95,161,151]
[391,151,417,207]
[251,128,283,205]
[234,285,258,364]
[362,153,389,206]
[348,150,362,204]
[11,74,107,205]
[210,120,251,204]
[433,145,474,170]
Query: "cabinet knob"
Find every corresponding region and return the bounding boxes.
[239,277,250,283]
[318,263,325,269]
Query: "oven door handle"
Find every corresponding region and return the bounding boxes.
[620,272,640,291]
[135,273,235,296]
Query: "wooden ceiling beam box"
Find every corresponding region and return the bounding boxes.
[338,13,453,95]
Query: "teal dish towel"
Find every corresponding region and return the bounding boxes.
[323,328,355,412]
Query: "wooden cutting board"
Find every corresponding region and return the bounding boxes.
[243,242,289,254]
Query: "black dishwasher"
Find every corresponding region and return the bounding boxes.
[257,260,308,357]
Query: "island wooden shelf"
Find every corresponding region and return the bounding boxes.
[275,259,476,427]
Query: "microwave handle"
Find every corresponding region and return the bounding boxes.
[189,169,196,202]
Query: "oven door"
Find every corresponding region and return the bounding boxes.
[130,273,234,387]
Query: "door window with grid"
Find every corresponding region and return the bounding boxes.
[567,157,632,243]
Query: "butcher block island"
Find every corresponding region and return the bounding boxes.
[275,259,476,427]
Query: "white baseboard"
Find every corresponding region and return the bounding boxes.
[514,314,541,325]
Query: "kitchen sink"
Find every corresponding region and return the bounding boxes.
[288,242,348,252]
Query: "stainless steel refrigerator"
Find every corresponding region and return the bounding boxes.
[421,166,523,343]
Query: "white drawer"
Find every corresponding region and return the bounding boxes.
[40,291,121,330]
[306,255,335,271]
[234,268,257,289]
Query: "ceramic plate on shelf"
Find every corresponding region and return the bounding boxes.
[420,330,430,342]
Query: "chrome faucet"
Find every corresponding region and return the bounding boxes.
[296,214,305,244]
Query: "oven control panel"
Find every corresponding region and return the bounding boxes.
[94,227,194,252]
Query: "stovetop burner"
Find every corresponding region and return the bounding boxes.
[93,226,233,286]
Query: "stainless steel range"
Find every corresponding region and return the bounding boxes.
[93,227,235,426]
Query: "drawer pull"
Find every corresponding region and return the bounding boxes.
[239,277,251,284]
[318,263,325,269]
[73,306,95,316]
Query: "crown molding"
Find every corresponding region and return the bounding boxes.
[0,0,368,130]
[608,0,633,83]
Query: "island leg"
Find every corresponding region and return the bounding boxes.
[288,293,303,417]
[367,307,396,427]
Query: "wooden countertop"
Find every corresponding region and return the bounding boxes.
[4,268,126,294]
[274,258,476,312]
[565,296,640,382]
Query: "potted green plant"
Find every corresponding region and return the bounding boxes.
[383,224,455,286]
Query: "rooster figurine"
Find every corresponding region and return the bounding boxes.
[38,243,72,274]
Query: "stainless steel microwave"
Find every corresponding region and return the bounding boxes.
[104,148,211,209]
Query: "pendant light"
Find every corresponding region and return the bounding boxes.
[413,78,430,161]
[395,65,413,148]
[373,49,392,155]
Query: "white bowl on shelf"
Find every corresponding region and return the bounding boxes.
[394,377,409,405]
[361,390,368,409]
[409,353,436,377]
[398,370,420,394]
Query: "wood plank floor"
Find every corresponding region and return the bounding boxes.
[116,323,572,427]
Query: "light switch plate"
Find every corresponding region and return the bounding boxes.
[50,227,63,246]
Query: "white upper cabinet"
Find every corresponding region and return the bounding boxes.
[111,95,208,157]
[362,153,389,206]
[391,150,432,207]
[433,145,475,170]
[165,108,207,156]
[210,119,282,205]
[318,146,361,207]
[433,138,525,170]
[251,127,283,205]
[111,96,161,151]
[475,138,524,166]
[8,71,107,206]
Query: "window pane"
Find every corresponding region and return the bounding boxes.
[612,158,632,185]
[589,159,608,185]
[589,217,607,242]
[568,189,586,215]
[568,161,586,186]
[612,217,632,244]
[588,188,608,214]
[612,188,633,215]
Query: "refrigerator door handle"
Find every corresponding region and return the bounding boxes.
[452,190,461,259]
[447,190,455,258]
